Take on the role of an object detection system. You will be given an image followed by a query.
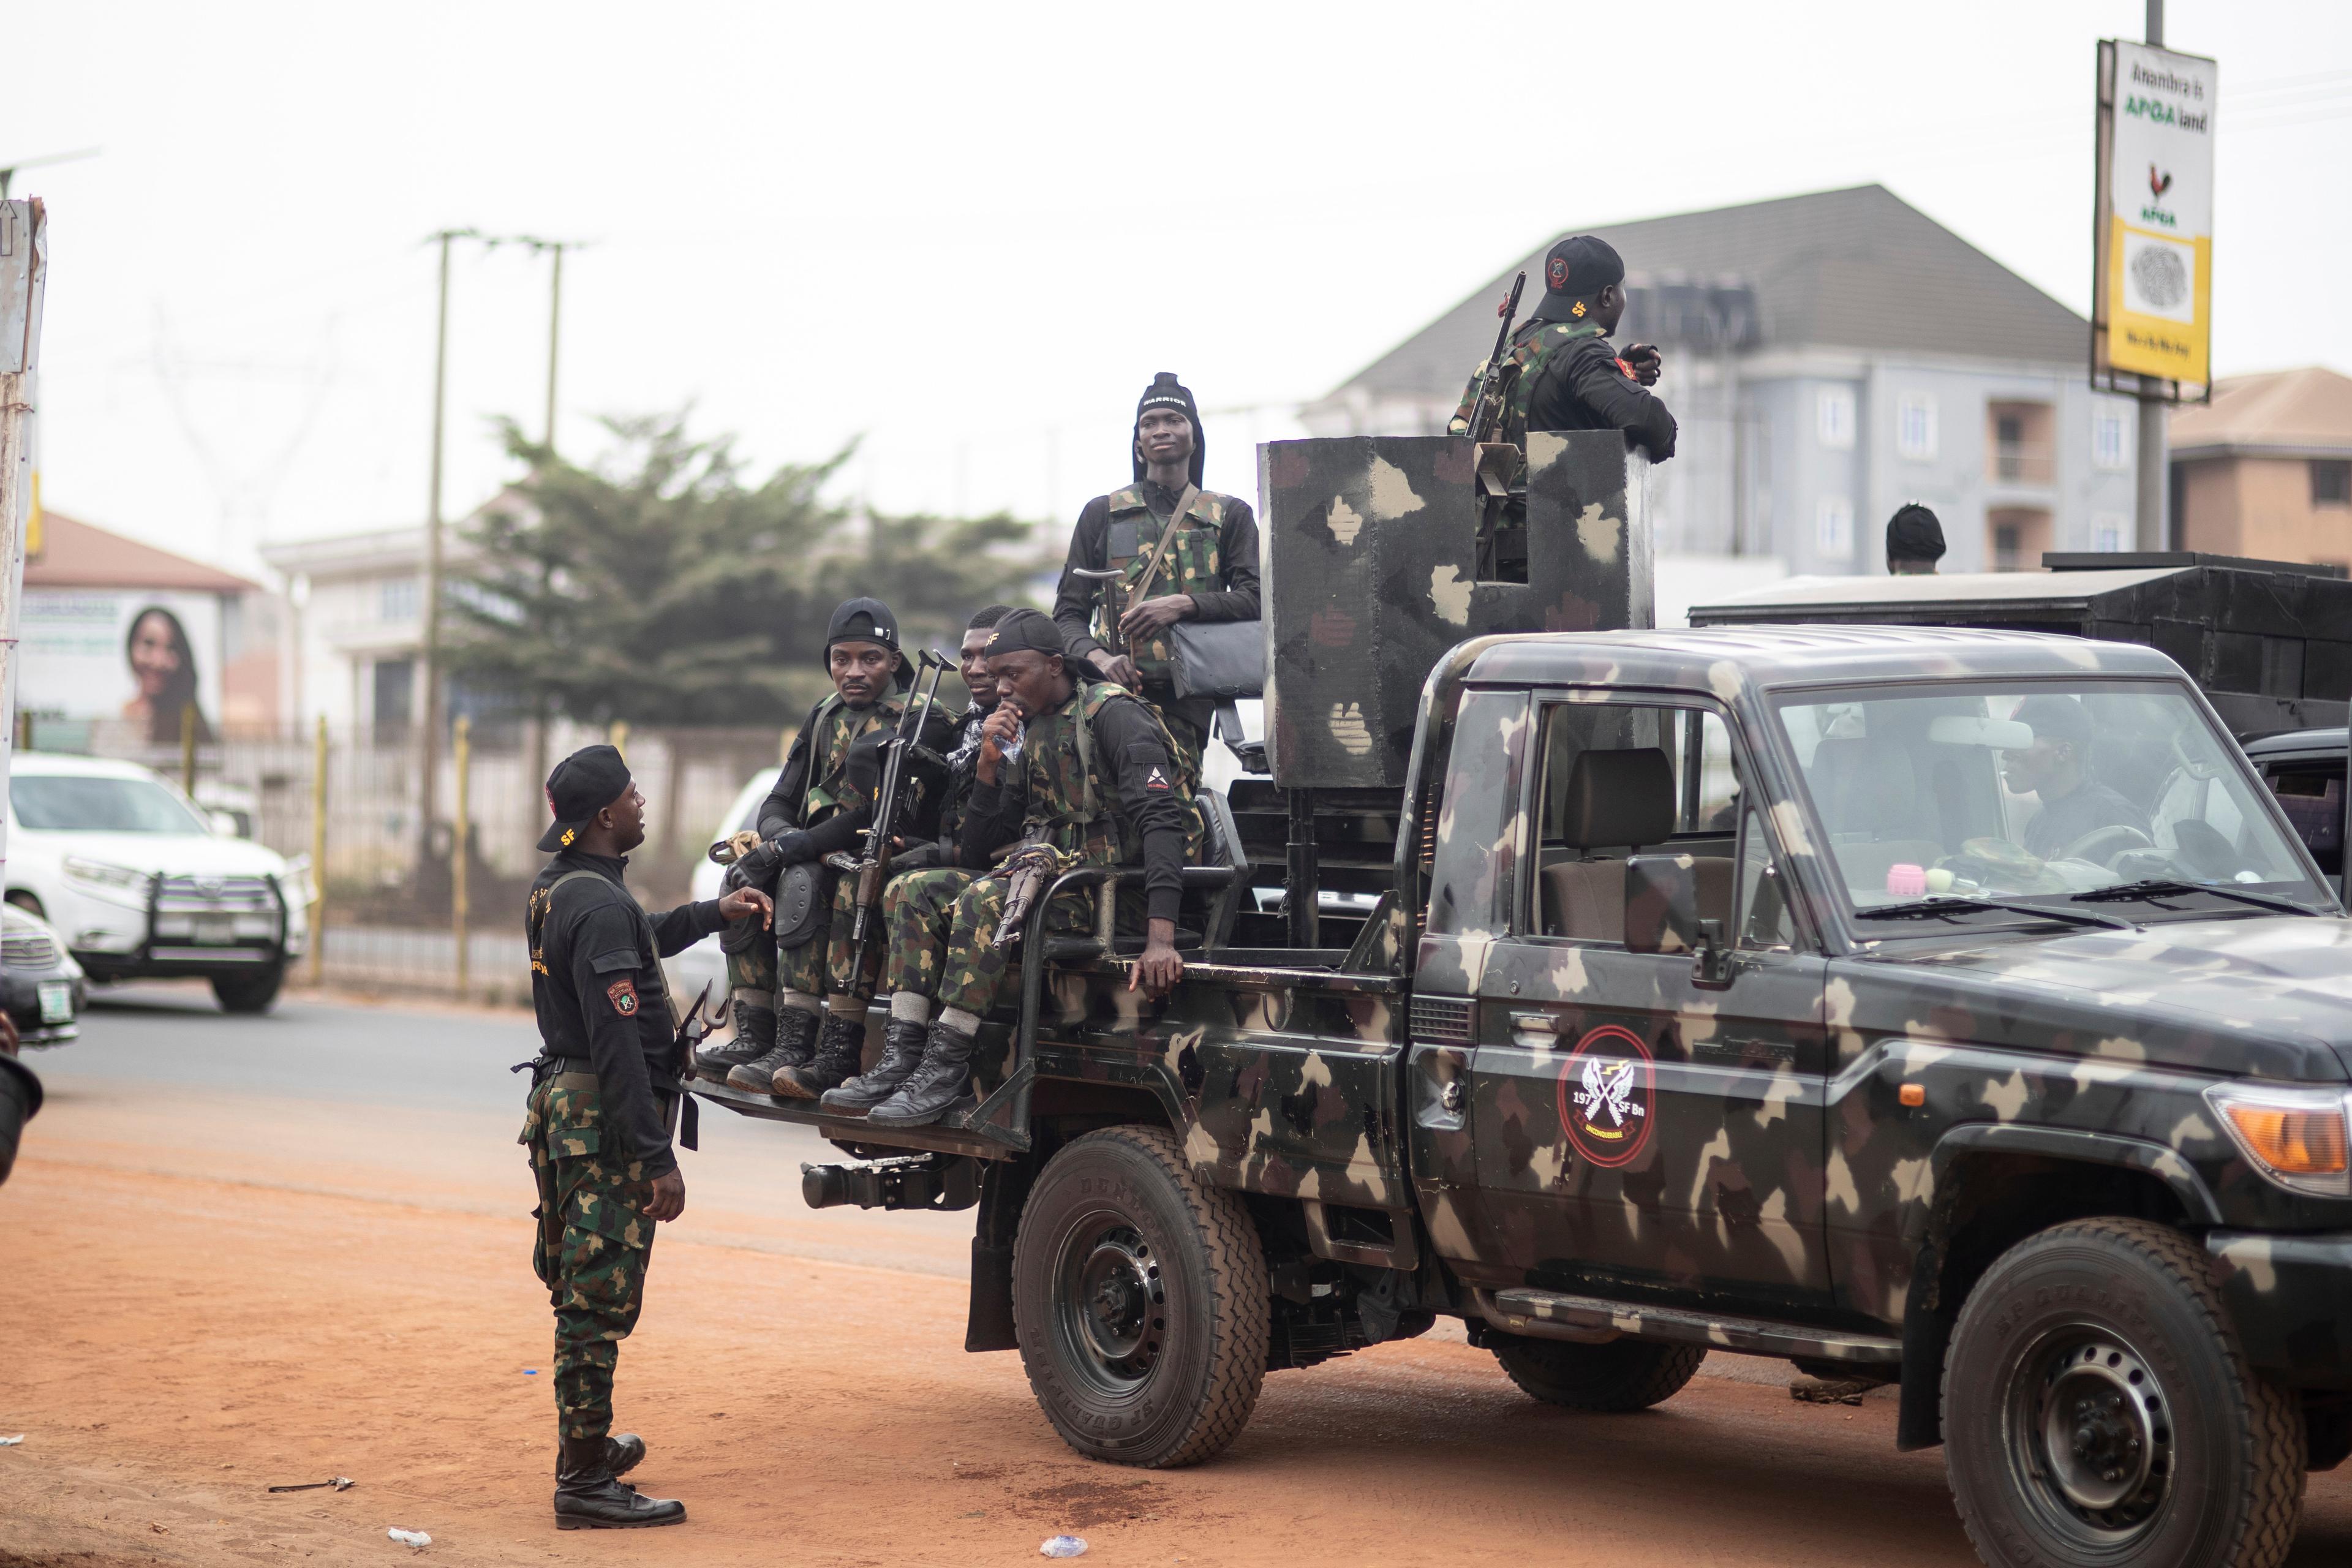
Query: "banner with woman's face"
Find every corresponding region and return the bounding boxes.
[17,589,222,742]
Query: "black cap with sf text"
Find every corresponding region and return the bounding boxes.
[538,744,632,853]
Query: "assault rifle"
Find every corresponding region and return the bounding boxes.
[1461,269,1527,445]
[836,649,951,987]
[1069,565,1128,655]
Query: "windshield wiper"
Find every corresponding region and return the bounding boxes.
[1858,895,2137,932]
[2070,878,2327,918]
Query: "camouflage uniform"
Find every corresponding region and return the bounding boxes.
[521,1073,656,1441]
[925,680,1199,1019]
[722,690,903,1005]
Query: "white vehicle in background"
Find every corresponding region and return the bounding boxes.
[662,767,778,1017]
[4,752,312,1014]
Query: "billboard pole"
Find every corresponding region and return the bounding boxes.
[0,200,48,913]
[2136,0,2171,549]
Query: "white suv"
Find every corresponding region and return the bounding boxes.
[662,767,778,1014]
[5,752,312,1013]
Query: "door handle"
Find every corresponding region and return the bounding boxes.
[1509,1012,1563,1036]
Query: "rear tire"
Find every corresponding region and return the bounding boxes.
[1943,1217,2304,1568]
[1487,1332,1705,1412]
[212,963,285,1015]
[1012,1126,1268,1468]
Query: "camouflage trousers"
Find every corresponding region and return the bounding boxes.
[520,1072,658,1443]
[721,868,881,1005]
[897,867,1117,1018]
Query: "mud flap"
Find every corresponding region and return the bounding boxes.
[964,1159,1030,1352]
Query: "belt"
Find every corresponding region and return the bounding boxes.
[552,1071,599,1090]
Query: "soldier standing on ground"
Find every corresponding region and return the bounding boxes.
[856,609,1195,1129]
[521,744,772,1529]
[1886,503,1946,575]
[696,598,925,1101]
[1449,235,1677,461]
[1052,372,1261,787]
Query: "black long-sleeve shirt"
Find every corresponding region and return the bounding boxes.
[1515,328,1678,461]
[1052,480,1262,667]
[957,687,1191,922]
[753,690,901,861]
[529,850,727,1178]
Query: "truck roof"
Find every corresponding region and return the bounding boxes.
[1460,624,2188,693]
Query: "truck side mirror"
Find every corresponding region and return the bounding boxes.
[1624,854,1732,986]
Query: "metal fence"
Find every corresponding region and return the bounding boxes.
[30,714,785,999]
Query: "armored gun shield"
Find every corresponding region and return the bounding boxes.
[1259,431,1653,790]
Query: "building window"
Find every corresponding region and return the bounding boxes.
[1988,507,2053,572]
[1986,401,2055,485]
[380,576,420,623]
[1815,495,1853,557]
[2313,460,2352,507]
[2091,513,2129,552]
[372,657,415,738]
[2094,410,2129,471]
[1896,394,1937,461]
[1817,387,1855,451]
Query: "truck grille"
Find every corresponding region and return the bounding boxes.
[155,875,279,914]
[1409,994,1475,1044]
[2,929,59,968]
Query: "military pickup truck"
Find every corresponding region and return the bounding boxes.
[695,625,2352,1568]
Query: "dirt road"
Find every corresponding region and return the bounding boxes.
[7,988,2352,1567]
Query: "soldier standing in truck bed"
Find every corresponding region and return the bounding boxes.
[1449,235,1678,461]
[521,744,772,1529]
[1052,372,1261,786]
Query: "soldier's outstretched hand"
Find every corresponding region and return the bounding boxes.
[718,886,774,929]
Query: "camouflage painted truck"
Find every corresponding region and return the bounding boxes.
[696,429,2352,1567]
[696,620,2352,1568]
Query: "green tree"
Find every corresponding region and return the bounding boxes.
[446,415,1048,725]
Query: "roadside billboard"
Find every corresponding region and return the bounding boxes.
[2093,40,2217,393]
[17,588,225,743]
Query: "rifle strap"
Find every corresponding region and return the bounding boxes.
[1128,483,1197,604]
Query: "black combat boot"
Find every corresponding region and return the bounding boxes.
[553,1434,685,1530]
[725,1006,816,1093]
[694,1001,774,1080]
[604,1432,645,1476]
[819,1018,929,1115]
[773,1012,867,1099]
[865,1017,978,1128]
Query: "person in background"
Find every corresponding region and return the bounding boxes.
[1886,503,1946,575]
[121,605,211,745]
[2003,696,2149,861]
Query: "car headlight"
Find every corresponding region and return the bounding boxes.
[2205,1082,2352,1197]
[62,858,154,901]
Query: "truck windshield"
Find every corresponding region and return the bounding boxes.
[1772,681,2330,924]
[13,775,213,834]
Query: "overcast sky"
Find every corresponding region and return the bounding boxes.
[10,1,2349,582]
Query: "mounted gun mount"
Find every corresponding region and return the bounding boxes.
[1259,431,1653,791]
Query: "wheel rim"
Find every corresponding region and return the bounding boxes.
[1052,1213,1166,1398]
[2005,1324,2175,1544]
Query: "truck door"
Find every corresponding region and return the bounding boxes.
[1469,695,1834,1313]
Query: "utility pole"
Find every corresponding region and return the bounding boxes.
[2136,0,2172,550]
[417,228,467,878]
[543,242,565,449]
[0,200,48,918]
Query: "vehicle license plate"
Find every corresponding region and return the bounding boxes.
[194,916,237,944]
[37,981,72,1023]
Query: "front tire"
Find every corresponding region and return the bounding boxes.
[212,963,285,1015]
[1012,1126,1268,1468]
[1943,1218,2304,1568]
[1487,1332,1704,1412]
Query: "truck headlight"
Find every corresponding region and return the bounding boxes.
[2205,1082,2352,1197]
[63,858,154,903]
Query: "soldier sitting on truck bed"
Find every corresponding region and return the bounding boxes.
[846,609,1197,1129]
[696,598,928,1100]
[819,603,1014,1115]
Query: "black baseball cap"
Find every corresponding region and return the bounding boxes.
[982,608,1066,658]
[825,597,902,662]
[539,743,631,852]
[1532,235,1626,321]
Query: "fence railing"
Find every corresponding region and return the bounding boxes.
[26,714,785,1001]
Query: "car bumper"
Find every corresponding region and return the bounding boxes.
[2207,1230,2352,1389]
[50,877,298,981]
